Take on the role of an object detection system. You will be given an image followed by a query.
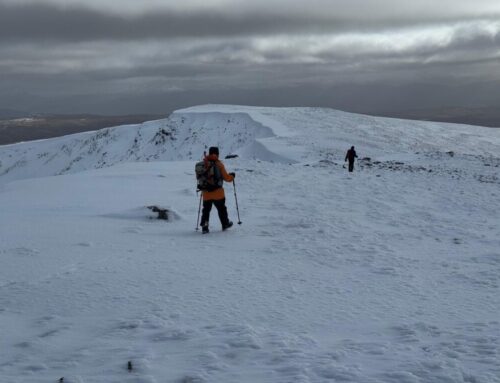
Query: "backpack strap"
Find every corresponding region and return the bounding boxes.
[212,160,223,187]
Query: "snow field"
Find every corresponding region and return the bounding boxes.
[0,105,499,382]
[1,156,499,382]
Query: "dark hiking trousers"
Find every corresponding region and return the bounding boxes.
[348,161,354,172]
[200,198,230,228]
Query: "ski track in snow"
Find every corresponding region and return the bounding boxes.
[0,105,499,382]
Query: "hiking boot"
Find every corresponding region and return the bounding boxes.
[202,225,209,234]
[222,221,233,231]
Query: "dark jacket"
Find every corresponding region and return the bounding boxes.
[345,148,358,163]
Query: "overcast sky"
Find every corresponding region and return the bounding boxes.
[1,0,499,115]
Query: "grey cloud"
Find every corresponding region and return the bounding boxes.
[2,29,500,100]
[0,2,353,42]
[448,24,500,50]
[1,2,500,42]
[312,29,500,65]
[2,20,499,86]
[82,64,229,81]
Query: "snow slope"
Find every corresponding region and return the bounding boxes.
[0,105,499,383]
[1,105,499,185]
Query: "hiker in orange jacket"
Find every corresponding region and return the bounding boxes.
[200,146,235,233]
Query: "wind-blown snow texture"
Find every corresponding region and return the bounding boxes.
[0,105,499,383]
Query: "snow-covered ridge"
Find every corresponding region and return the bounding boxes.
[1,104,499,185]
[0,110,276,185]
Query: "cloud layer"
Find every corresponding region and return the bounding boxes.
[1,0,499,115]
[2,1,500,42]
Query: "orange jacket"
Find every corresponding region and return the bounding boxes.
[202,154,234,201]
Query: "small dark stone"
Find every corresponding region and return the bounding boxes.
[128,361,133,371]
[59,378,64,383]
[225,154,239,159]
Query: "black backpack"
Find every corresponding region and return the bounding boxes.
[195,160,223,191]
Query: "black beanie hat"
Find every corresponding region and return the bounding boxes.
[208,147,219,155]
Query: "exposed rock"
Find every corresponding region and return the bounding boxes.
[147,206,171,220]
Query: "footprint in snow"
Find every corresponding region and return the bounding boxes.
[74,242,92,247]
[122,227,144,234]
[2,247,39,257]
[152,327,195,342]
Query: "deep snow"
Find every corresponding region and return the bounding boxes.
[0,105,499,383]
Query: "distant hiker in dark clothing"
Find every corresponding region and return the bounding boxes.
[199,147,235,234]
[345,146,358,172]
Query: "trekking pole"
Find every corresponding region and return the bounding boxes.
[195,191,202,231]
[232,180,242,225]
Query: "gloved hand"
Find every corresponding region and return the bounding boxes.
[229,172,236,178]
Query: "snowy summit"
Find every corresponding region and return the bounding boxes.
[0,105,499,383]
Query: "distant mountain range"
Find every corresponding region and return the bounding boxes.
[0,108,30,120]
[0,114,164,145]
[373,106,500,128]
